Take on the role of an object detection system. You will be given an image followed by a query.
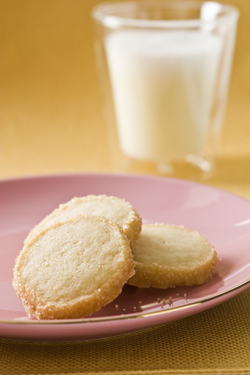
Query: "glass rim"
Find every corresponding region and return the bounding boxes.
[92,0,239,29]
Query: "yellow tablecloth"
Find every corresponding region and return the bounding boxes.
[1,287,250,375]
[0,1,250,374]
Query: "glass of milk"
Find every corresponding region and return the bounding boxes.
[92,1,239,177]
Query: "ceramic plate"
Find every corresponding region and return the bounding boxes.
[1,173,250,341]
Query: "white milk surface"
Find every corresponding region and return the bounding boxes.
[105,30,222,162]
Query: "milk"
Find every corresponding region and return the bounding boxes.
[105,30,222,162]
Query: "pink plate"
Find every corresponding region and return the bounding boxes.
[1,173,250,341]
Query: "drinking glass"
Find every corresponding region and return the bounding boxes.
[92,1,239,177]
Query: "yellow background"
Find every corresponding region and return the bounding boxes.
[0,0,249,198]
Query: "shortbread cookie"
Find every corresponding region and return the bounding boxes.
[13,215,135,319]
[25,195,142,246]
[128,224,217,289]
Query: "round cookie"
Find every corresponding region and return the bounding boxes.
[13,215,135,319]
[25,195,142,246]
[127,224,217,289]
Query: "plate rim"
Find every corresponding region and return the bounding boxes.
[1,278,250,325]
[0,171,249,203]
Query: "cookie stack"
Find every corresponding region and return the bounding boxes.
[13,195,217,320]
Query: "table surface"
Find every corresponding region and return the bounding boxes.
[0,1,250,374]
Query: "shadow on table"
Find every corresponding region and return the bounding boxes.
[204,155,250,199]
[210,155,250,183]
